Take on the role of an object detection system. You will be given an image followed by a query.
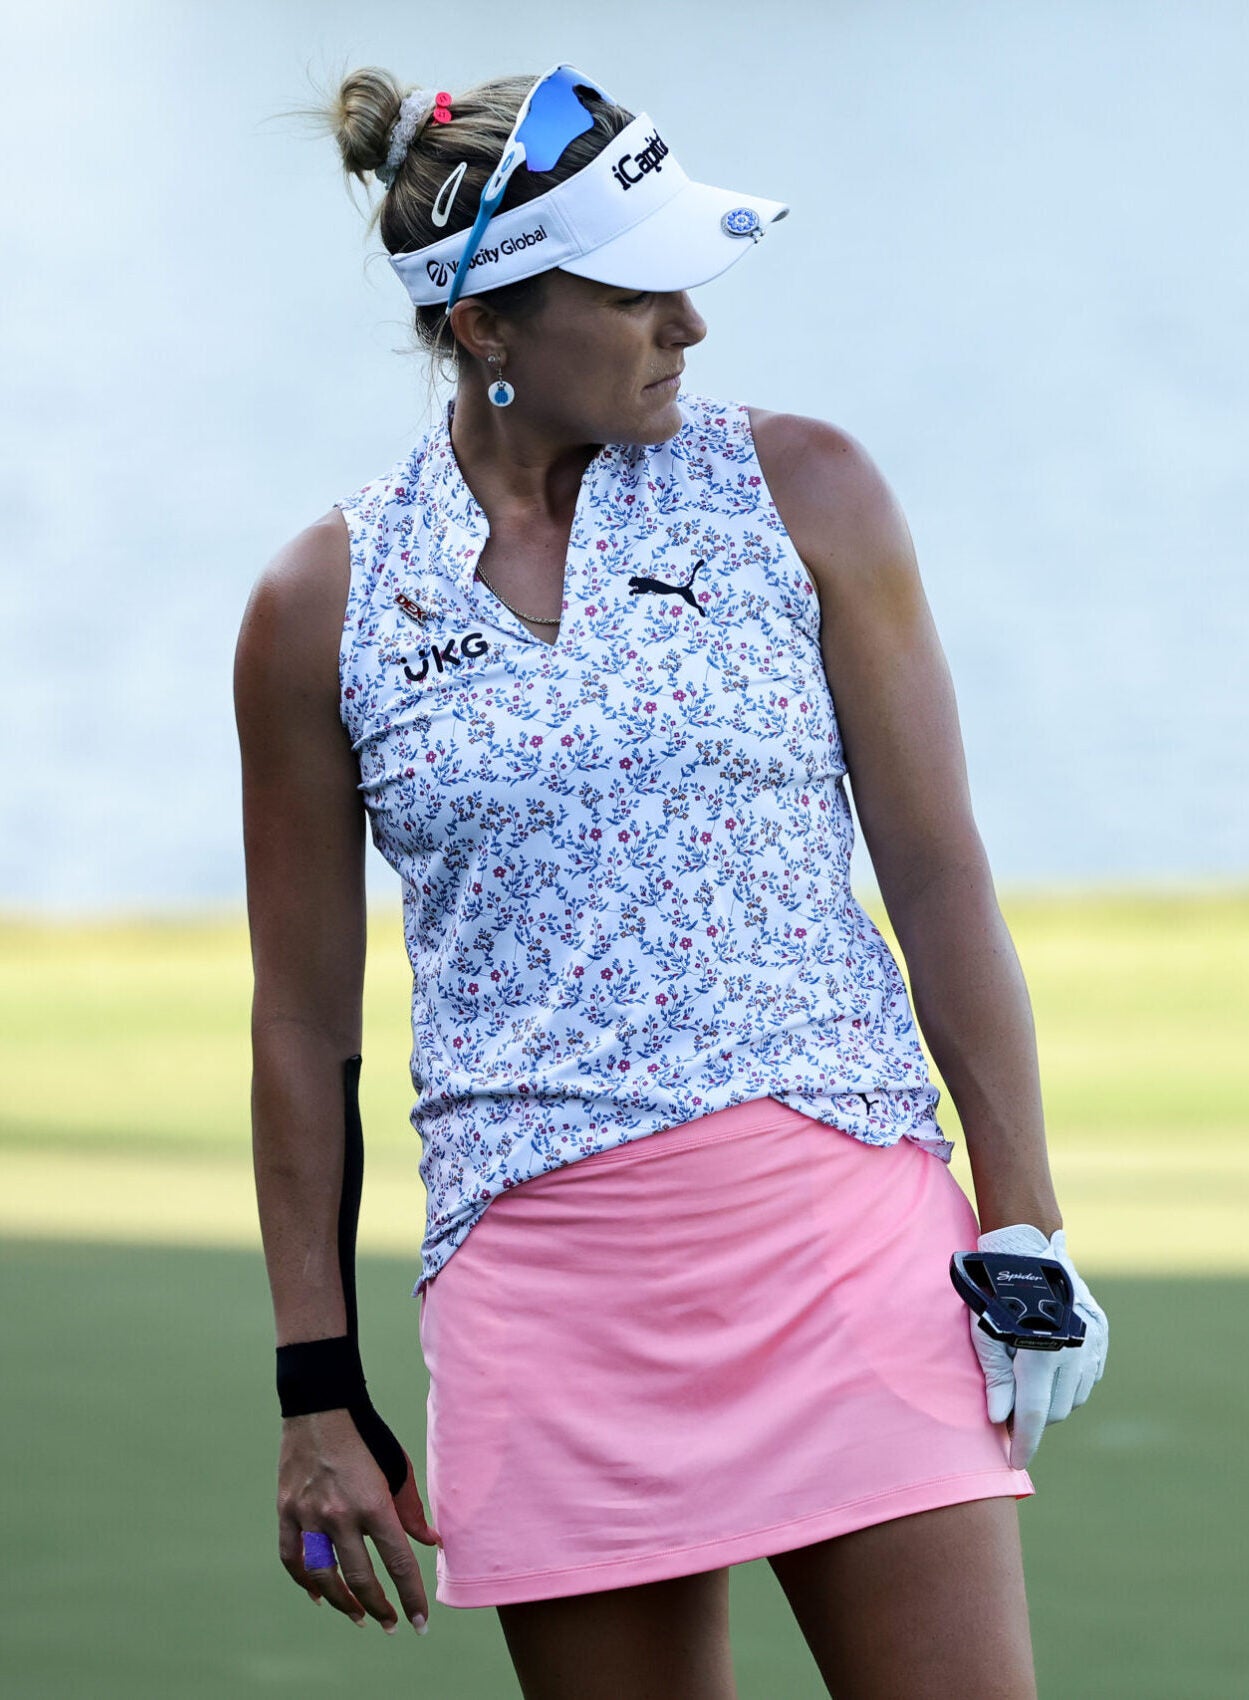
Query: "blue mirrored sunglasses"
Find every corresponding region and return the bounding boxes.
[445,63,617,312]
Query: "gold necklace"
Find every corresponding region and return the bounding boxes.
[474,563,562,626]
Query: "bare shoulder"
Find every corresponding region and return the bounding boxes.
[234,508,350,702]
[748,408,918,602]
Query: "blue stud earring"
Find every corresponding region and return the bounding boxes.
[487,355,515,408]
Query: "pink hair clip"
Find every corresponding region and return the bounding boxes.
[431,92,453,124]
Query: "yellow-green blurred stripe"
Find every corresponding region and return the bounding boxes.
[2,891,1245,1269]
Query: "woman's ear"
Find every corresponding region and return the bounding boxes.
[447,298,502,366]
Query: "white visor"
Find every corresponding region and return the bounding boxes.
[389,113,788,307]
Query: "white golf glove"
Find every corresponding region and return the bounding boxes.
[969,1223,1108,1469]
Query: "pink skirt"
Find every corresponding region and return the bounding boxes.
[418,1097,1033,1608]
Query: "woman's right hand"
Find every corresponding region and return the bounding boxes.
[969,1224,1109,1469]
[277,1408,441,1634]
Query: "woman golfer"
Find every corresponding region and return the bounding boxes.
[235,63,1109,1698]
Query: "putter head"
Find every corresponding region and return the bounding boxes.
[950,1251,1087,1351]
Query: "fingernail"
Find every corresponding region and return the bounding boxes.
[411,1613,428,1634]
[383,1620,398,1636]
[353,1616,366,1628]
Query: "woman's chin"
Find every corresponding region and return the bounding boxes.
[640,386,684,439]
[598,387,684,447]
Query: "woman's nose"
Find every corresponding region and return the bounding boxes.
[664,292,708,347]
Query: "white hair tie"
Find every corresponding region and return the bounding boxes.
[376,89,438,187]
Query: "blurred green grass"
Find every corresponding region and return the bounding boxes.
[0,910,416,1155]
[2,1239,1244,1699]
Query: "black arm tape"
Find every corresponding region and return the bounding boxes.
[349,1401,409,1496]
[337,1053,364,1341]
[274,1056,409,1497]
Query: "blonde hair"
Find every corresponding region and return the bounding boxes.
[316,67,634,374]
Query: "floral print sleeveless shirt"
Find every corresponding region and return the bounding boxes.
[337,394,951,1290]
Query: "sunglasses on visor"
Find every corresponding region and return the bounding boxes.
[445,63,617,312]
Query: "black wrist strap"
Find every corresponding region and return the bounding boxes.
[276,1334,368,1417]
[274,1057,409,1498]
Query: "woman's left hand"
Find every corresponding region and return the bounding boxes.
[970,1224,1109,1469]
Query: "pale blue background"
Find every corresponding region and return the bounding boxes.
[2,0,1246,909]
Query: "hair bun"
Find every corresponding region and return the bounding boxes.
[329,66,409,182]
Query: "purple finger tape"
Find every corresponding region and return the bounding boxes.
[302,1530,336,1571]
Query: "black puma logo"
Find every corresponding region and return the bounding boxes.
[628,558,707,615]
